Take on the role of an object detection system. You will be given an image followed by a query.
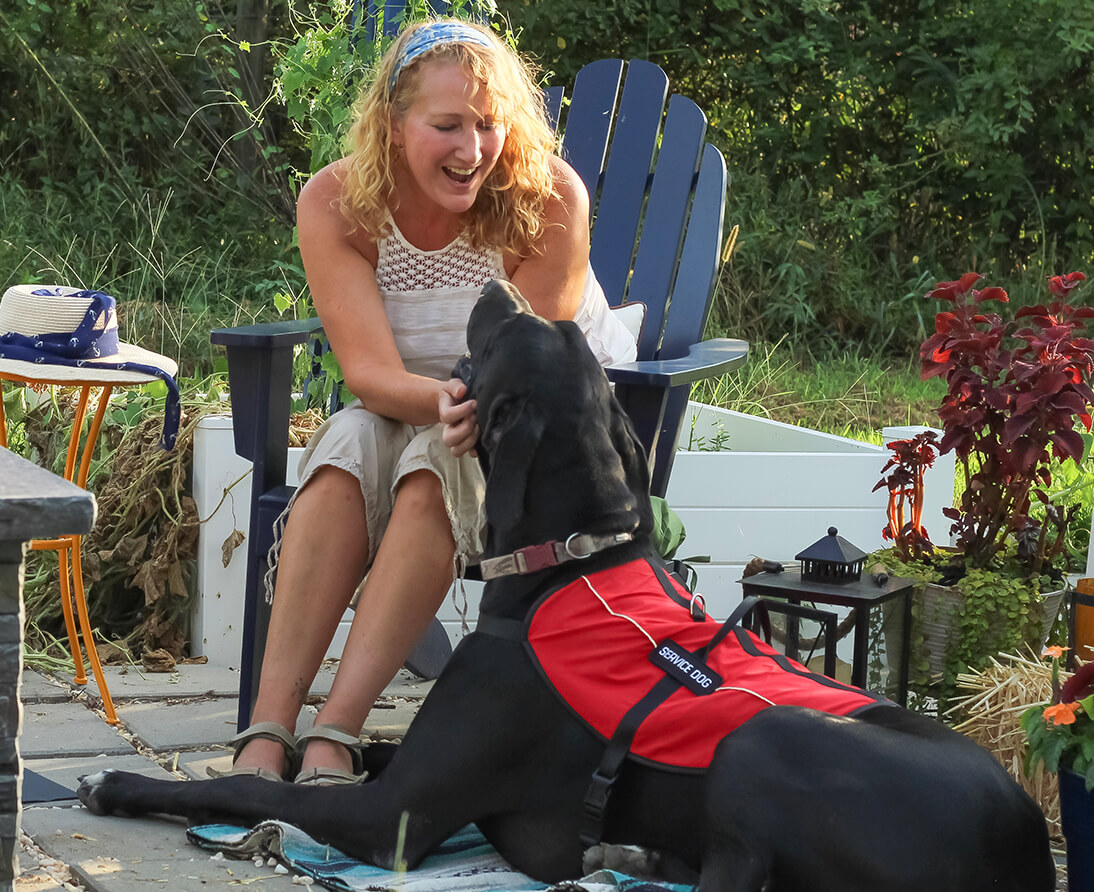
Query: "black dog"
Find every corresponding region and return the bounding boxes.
[79,280,1054,890]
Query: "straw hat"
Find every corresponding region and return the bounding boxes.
[0,285,181,449]
[0,285,178,383]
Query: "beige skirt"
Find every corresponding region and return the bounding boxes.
[263,401,486,602]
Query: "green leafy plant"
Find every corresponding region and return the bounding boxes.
[1023,647,1094,790]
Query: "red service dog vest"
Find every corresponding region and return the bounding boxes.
[521,558,885,771]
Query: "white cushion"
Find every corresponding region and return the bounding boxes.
[611,302,646,345]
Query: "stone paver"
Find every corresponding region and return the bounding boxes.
[80,664,245,701]
[19,671,73,705]
[21,806,300,891]
[117,699,319,752]
[20,702,135,759]
[114,698,240,752]
[363,699,423,741]
[24,755,175,797]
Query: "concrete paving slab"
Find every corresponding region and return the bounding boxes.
[116,699,239,752]
[385,669,435,700]
[78,662,427,712]
[20,702,136,759]
[117,699,316,752]
[81,663,245,701]
[175,750,233,782]
[363,699,420,741]
[24,754,176,798]
[22,807,301,891]
[20,671,74,705]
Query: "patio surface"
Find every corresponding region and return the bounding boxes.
[16,662,431,891]
[15,661,1069,891]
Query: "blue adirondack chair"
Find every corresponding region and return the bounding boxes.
[211,58,748,730]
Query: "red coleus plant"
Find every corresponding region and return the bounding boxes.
[874,430,940,563]
[920,271,1094,572]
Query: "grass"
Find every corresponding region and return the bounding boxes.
[0,176,305,379]
[692,338,947,444]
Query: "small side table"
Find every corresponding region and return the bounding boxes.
[738,569,916,706]
[0,365,167,725]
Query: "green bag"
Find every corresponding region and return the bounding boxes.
[650,495,687,560]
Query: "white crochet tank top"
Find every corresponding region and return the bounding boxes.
[376,219,508,381]
[375,217,637,380]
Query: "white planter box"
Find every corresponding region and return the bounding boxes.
[191,407,955,667]
[669,405,955,619]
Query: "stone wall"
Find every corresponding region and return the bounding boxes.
[0,447,95,884]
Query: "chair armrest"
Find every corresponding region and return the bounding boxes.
[209,318,324,470]
[210,317,324,348]
[605,338,749,389]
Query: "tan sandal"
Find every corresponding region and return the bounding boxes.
[207,721,297,782]
[293,723,369,786]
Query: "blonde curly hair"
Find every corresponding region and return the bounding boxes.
[341,19,559,255]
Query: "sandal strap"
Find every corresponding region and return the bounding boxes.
[295,723,361,750]
[296,722,364,775]
[227,721,297,759]
[206,765,284,783]
[293,766,369,786]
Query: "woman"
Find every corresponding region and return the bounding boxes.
[221,19,636,784]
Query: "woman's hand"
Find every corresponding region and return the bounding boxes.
[440,378,478,457]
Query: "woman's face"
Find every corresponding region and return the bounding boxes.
[390,59,507,216]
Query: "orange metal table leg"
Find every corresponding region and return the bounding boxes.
[4,381,121,724]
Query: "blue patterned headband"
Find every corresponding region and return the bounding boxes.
[387,22,494,96]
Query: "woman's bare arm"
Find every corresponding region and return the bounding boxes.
[296,163,446,426]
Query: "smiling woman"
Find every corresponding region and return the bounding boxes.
[220,18,637,786]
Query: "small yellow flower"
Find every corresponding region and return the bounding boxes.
[1044,702,1081,725]
[1043,645,1070,659]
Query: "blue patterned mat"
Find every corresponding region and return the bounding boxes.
[187,822,694,892]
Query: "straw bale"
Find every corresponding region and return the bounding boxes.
[951,650,1062,839]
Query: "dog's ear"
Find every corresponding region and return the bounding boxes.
[483,395,545,531]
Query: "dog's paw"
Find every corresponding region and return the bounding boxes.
[78,769,138,817]
[583,843,662,879]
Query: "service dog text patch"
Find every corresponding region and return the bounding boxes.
[650,639,722,695]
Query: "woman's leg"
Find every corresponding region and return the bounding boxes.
[298,468,456,775]
[230,465,371,775]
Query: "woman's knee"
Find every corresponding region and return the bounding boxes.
[394,469,445,514]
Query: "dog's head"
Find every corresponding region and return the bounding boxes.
[454,280,652,551]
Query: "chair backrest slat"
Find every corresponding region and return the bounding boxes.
[625,94,707,359]
[585,60,670,307]
[556,59,624,208]
[659,143,727,360]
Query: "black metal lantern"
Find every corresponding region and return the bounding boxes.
[795,526,866,584]
[738,525,915,705]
